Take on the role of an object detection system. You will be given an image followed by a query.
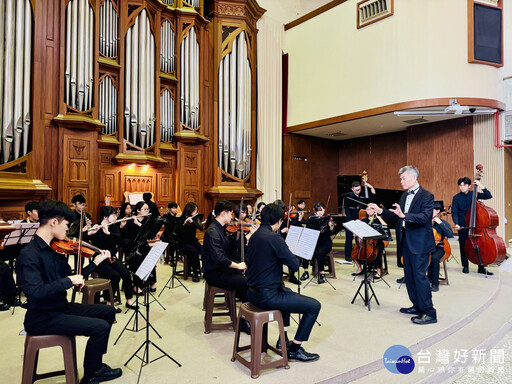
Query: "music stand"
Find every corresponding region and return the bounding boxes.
[124,241,181,384]
[2,222,39,313]
[344,220,386,311]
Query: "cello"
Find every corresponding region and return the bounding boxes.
[464,164,506,266]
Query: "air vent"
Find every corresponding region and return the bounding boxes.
[357,0,393,29]
[327,131,347,137]
[403,118,428,125]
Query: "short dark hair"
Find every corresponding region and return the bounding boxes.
[134,201,147,214]
[313,202,325,212]
[235,204,247,217]
[261,204,284,226]
[214,200,234,216]
[183,202,198,217]
[257,202,266,210]
[71,194,86,204]
[143,192,152,202]
[119,202,132,219]
[167,202,178,209]
[98,206,117,222]
[352,181,361,188]
[297,200,306,205]
[39,200,74,226]
[273,200,286,210]
[458,177,471,186]
[433,201,444,211]
[25,201,40,213]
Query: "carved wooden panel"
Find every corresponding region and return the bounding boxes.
[179,146,202,208]
[124,176,154,193]
[157,173,172,201]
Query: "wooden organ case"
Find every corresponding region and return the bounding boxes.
[0,0,264,221]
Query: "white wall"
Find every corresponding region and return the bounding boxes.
[285,0,504,127]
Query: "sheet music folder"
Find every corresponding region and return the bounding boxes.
[1,222,40,247]
[343,220,385,240]
[285,226,320,261]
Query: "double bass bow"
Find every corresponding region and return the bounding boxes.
[463,164,506,267]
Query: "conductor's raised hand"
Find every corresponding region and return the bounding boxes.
[367,203,383,214]
[390,203,405,218]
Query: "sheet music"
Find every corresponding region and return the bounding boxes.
[136,241,168,281]
[1,222,40,246]
[343,220,382,239]
[285,226,320,261]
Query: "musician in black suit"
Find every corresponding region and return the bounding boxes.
[369,165,437,325]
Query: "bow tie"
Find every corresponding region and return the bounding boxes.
[407,190,415,195]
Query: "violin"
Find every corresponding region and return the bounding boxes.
[225,218,260,233]
[287,210,310,219]
[51,238,112,259]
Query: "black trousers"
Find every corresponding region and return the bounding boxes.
[95,259,133,301]
[458,228,469,268]
[247,285,321,342]
[428,247,445,286]
[205,268,248,302]
[0,260,17,304]
[344,230,354,260]
[24,303,116,373]
[303,243,331,272]
[403,241,436,319]
[178,241,202,274]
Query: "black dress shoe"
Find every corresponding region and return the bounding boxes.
[396,276,405,284]
[288,275,301,285]
[345,257,352,262]
[80,364,122,384]
[0,302,10,312]
[431,284,439,292]
[149,287,157,292]
[478,267,493,276]
[192,274,200,282]
[276,338,291,351]
[114,307,122,314]
[411,314,437,325]
[126,303,139,310]
[462,266,469,274]
[318,274,326,284]
[400,306,420,315]
[239,319,251,335]
[351,271,364,276]
[300,271,309,281]
[287,346,320,362]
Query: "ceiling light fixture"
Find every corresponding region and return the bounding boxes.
[394,99,497,116]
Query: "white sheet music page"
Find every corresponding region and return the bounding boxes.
[343,220,382,239]
[284,226,320,261]
[136,241,168,281]
[285,226,302,256]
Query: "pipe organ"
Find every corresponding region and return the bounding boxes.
[180,26,200,130]
[218,31,252,179]
[64,0,94,112]
[99,0,119,58]
[0,0,33,165]
[99,75,118,135]
[124,9,156,149]
[0,0,264,222]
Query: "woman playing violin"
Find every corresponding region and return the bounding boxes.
[88,206,138,310]
[428,202,454,292]
[352,205,388,279]
[177,202,204,282]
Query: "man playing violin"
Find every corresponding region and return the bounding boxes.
[345,181,376,262]
[289,200,307,227]
[429,202,454,292]
[228,204,259,262]
[451,177,493,275]
[16,200,122,384]
[68,194,92,239]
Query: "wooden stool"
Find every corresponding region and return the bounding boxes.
[204,284,237,333]
[174,250,190,281]
[232,303,289,379]
[313,252,336,278]
[439,259,450,285]
[22,335,78,384]
[71,278,115,306]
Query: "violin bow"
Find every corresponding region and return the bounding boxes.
[286,192,292,229]
[77,209,84,283]
[239,197,245,265]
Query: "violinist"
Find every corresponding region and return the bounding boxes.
[203,201,249,310]
[68,194,92,239]
[344,181,376,262]
[451,177,493,275]
[428,202,454,292]
[16,200,122,384]
[305,202,338,284]
[228,204,259,262]
[177,202,204,282]
[289,200,307,227]
[88,206,138,310]
[352,205,387,279]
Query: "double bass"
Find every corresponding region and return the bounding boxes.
[464,164,506,266]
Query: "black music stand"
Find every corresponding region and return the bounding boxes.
[124,241,181,384]
[344,221,386,311]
